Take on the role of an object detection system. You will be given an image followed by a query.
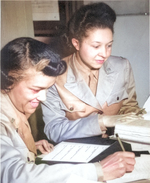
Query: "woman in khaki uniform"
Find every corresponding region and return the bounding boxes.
[41,2,145,143]
[1,37,135,183]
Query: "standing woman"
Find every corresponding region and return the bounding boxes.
[0,37,135,183]
[41,2,145,143]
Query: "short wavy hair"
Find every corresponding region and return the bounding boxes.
[1,37,67,91]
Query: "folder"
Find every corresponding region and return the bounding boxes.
[36,136,132,165]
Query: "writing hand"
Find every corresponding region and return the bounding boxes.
[99,151,135,181]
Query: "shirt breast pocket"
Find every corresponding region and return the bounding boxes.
[107,89,128,106]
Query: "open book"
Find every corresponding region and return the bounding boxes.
[114,96,150,144]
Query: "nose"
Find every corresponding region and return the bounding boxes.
[99,46,107,58]
[37,89,47,102]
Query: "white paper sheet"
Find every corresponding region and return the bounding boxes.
[42,142,109,163]
[130,141,150,153]
[32,1,60,21]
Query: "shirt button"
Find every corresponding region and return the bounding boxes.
[69,107,74,111]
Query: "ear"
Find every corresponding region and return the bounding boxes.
[71,38,80,50]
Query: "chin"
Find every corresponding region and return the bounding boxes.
[27,108,36,115]
[93,65,102,70]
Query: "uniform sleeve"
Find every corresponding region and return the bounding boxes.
[118,60,145,115]
[41,85,101,143]
[0,122,101,183]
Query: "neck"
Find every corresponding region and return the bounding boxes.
[76,52,92,73]
[75,52,99,76]
[25,113,32,119]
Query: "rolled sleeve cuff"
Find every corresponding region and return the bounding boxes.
[94,162,104,182]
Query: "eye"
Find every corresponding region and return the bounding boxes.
[107,44,112,48]
[32,89,40,93]
[93,45,100,49]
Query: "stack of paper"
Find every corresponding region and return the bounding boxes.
[114,96,150,144]
[114,119,150,144]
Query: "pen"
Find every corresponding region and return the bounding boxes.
[115,133,125,151]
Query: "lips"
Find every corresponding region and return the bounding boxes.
[96,60,105,64]
[30,101,39,108]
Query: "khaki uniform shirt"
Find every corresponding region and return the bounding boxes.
[41,54,143,143]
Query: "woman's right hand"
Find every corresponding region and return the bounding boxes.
[99,151,135,181]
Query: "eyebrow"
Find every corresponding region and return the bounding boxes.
[92,40,114,44]
[31,86,46,90]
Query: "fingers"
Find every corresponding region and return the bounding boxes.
[99,151,135,181]
[35,140,54,154]
[98,118,107,132]
[37,145,48,154]
[124,155,135,172]
[100,160,126,180]
[119,151,135,158]
[126,163,135,172]
[102,133,108,138]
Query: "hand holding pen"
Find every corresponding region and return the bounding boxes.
[99,133,135,181]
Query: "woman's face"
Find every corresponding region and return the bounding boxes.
[8,68,56,117]
[73,28,113,70]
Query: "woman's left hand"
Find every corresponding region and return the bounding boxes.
[35,140,54,154]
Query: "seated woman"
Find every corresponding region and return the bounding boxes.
[0,37,135,183]
[41,2,145,143]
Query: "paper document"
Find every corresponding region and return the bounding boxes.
[42,142,109,163]
[107,155,150,183]
[130,141,150,153]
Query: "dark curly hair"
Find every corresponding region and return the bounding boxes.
[67,2,116,46]
[1,37,67,91]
